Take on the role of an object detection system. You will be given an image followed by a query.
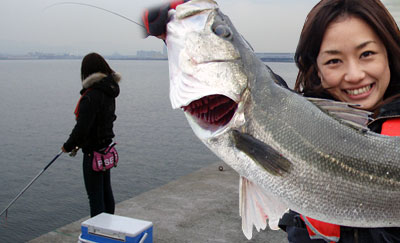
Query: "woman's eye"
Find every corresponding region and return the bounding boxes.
[360,51,375,58]
[325,59,341,65]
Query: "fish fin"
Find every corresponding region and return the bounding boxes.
[232,130,291,176]
[239,176,288,239]
[307,97,372,131]
[240,176,254,239]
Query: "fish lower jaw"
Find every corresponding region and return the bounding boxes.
[185,113,229,139]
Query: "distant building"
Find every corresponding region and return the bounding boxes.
[256,53,294,62]
[136,50,167,59]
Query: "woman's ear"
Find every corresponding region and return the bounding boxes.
[316,67,323,83]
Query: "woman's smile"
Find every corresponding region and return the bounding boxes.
[343,83,374,99]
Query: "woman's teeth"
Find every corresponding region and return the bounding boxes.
[346,84,372,95]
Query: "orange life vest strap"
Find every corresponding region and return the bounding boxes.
[381,118,400,136]
[74,89,91,120]
[300,215,340,243]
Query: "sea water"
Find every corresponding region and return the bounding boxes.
[0,59,297,242]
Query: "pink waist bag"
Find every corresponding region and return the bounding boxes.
[92,142,119,172]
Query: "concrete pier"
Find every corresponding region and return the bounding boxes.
[30,162,288,243]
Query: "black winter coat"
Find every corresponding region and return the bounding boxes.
[63,72,120,153]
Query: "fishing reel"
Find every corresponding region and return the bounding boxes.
[69,147,79,157]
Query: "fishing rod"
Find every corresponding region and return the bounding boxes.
[44,2,145,29]
[0,150,63,219]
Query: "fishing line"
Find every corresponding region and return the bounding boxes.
[44,2,145,29]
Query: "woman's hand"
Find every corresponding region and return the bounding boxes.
[142,0,189,39]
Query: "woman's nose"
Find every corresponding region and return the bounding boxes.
[344,61,366,83]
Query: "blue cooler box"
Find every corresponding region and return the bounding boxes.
[79,213,153,243]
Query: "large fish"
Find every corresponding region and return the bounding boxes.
[165,0,400,239]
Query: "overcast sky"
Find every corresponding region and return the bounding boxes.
[0,0,398,55]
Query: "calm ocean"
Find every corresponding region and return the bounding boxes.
[0,59,297,242]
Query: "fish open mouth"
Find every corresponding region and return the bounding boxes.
[182,95,238,129]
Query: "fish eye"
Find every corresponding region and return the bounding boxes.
[213,25,232,40]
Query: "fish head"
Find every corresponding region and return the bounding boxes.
[166,0,256,140]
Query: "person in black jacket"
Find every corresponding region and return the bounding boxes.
[277,0,400,242]
[62,52,120,217]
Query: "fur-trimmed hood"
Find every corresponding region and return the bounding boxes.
[82,72,121,89]
[81,72,121,98]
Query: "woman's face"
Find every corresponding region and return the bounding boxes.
[316,16,390,110]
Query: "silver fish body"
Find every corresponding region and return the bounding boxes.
[166,0,400,230]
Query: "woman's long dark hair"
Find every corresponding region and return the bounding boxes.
[81,52,114,81]
[294,0,400,110]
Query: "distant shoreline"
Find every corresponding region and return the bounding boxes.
[0,57,168,61]
[0,57,295,62]
[259,57,294,63]
[0,53,295,62]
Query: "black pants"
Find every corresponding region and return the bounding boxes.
[83,153,115,217]
[280,211,400,243]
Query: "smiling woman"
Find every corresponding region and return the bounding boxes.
[294,0,400,112]
[316,16,391,110]
[281,0,400,242]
